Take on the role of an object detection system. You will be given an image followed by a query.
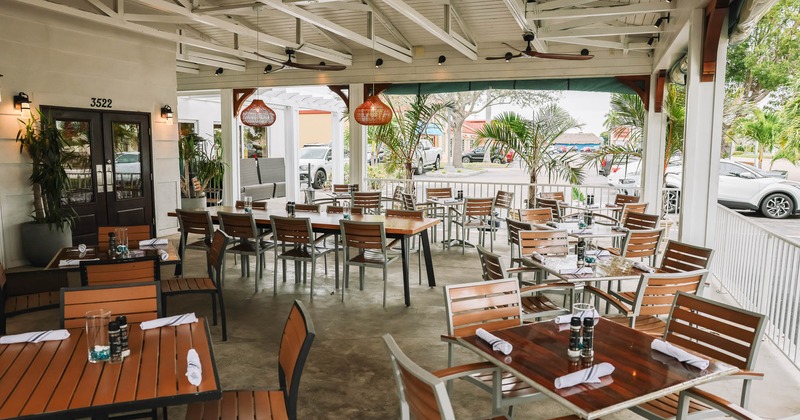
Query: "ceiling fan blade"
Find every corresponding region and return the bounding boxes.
[485,53,523,61]
[501,42,524,53]
[528,51,594,60]
[282,60,347,71]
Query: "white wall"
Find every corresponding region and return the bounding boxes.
[0,4,180,267]
[177,97,219,139]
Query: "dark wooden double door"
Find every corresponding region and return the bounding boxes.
[44,107,154,246]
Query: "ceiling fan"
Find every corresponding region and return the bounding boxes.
[486,33,594,61]
[280,48,347,71]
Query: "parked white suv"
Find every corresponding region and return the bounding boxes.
[299,145,333,189]
[411,139,442,175]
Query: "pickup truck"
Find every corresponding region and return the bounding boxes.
[412,139,442,175]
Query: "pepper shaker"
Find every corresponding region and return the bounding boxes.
[117,315,129,358]
[568,316,582,358]
[108,232,116,259]
[581,317,595,360]
[108,321,122,364]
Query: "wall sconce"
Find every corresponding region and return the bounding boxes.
[161,105,173,125]
[264,65,273,74]
[438,55,447,66]
[14,92,31,114]
[648,35,660,46]
[654,14,670,28]
[215,67,224,76]
[375,58,384,68]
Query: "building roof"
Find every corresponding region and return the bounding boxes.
[462,120,486,136]
[555,133,602,145]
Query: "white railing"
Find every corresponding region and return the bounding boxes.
[713,204,800,366]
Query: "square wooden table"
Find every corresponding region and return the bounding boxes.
[45,243,181,271]
[519,254,647,283]
[0,318,220,419]
[457,319,737,419]
[536,222,627,241]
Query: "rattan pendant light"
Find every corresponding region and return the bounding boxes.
[241,10,276,128]
[355,29,392,126]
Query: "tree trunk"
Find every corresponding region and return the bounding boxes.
[32,183,46,221]
[452,122,464,168]
[527,171,537,208]
[757,144,764,169]
[404,162,413,180]
[664,122,673,172]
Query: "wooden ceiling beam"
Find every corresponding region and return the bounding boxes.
[702,0,729,82]
[616,75,650,111]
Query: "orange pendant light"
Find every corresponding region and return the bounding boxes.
[354,94,392,126]
[240,99,276,127]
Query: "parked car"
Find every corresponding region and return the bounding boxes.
[299,145,333,189]
[115,151,141,175]
[412,139,442,175]
[461,146,506,164]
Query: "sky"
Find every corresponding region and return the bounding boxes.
[487,91,612,135]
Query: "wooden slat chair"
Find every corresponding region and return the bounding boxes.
[294,203,320,212]
[624,211,660,229]
[443,279,544,413]
[186,300,316,420]
[340,220,399,306]
[540,191,565,201]
[603,228,665,265]
[450,197,495,254]
[477,245,573,321]
[161,230,231,341]
[677,388,765,420]
[493,190,514,219]
[219,211,271,292]
[235,200,268,211]
[271,216,335,301]
[382,185,404,209]
[535,198,564,221]
[506,219,534,261]
[384,334,509,420]
[517,208,553,224]
[518,229,570,257]
[583,270,708,336]
[176,208,215,277]
[614,194,640,206]
[618,202,649,225]
[425,187,453,242]
[352,191,382,214]
[659,240,714,273]
[60,282,161,329]
[325,205,364,215]
[386,209,424,284]
[79,256,160,287]
[630,292,767,420]
[97,225,151,253]
[0,263,68,335]
[333,183,358,193]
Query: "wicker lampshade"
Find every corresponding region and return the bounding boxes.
[354,95,392,126]
[241,99,276,127]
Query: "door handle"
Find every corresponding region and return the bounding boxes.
[96,164,105,193]
[105,166,114,193]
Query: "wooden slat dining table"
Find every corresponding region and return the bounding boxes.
[458,318,737,419]
[0,318,220,419]
[169,206,441,306]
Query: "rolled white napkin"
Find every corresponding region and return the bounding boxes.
[140,313,198,330]
[186,348,203,386]
[476,328,513,355]
[139,238,168,248]
[158,249,169,261]
[570,229,592,234]
[0,329,70,344]
[558,267,594,276]
[651,339,709,370]
[554,309,600,324]
[530,252,545,262]
[59,258,99,267]
[632,261,655,273]
[555,362,615,389]
[612,226,630,233]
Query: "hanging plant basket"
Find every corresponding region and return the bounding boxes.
[241,99,276,127]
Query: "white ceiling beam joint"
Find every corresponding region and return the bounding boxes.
[178,50,248,71]
[86,0,118,17]
[529,2,675,20]
[539,25,663,39]
[362,0,413,49]
[500,0,547,52]
[123,14,196,23]
[379,0,477,59]
[542,15,623,32]
[447,2,476,44]
[176,60,200,74]
[547,37,653,50]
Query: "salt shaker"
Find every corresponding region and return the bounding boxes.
[117,315,130,358]
[108,232,116,258]
[568,316,582,358]
[108,321,122,363]
[581,317,595,360]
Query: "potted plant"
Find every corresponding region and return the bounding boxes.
[179,132,225,209]
[16,111,78,266]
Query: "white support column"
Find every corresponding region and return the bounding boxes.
[285,105,300,201]
[640,71,667,212]
[220,89,240,206]
[678,9,727,247]
[348,84,368,186]
[331,111,344,183]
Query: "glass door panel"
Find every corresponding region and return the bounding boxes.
[58,120,94,205]
[112,122,143,200]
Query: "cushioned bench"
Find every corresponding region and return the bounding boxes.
[239,158,286,201]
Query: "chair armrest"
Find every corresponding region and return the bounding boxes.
[731,370,765,380]
[506,266,538,275]
[440,334,459,344]
[680,388,763,420]
[592,213,619,225]
[583,285,632,315]
[432,361,499,382]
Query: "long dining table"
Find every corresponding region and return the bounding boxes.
[170,206,441,306]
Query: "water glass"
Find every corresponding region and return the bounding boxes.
[244,196,253,213]
[86,309,111,363]
[342,201,352,220]
[114,227,129,256]
[572,302,595,318]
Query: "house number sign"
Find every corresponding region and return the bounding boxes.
[90,98,113,108]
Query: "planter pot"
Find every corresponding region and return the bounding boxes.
[181,196,207,210]
[21,222,72,267]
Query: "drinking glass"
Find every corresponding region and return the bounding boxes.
[244,196,253,213]
[342,201,352,220]
[114,227,129,257]
[572,302,595,318]
[86,309,111,363]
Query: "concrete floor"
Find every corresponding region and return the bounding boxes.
[8,226,800,419]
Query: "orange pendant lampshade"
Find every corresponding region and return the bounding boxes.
[241,99,276,127]
[354,95,392,126]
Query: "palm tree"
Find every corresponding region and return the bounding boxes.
[604,93,645,144]
[738,109,783,168]
[476,106,584,206]
[664,84,686,170]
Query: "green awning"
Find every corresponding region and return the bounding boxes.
[384,77,638,96]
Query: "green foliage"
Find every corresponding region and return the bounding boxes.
[179,132,226,198]
[664,84,686,169]
[737,109,788,168]
[604,93,645,144]
[16,111,78,231]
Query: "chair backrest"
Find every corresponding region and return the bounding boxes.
[340,220,387,251]
[384,334,454,420]
[620,202,649,224]
[623,211,660,229]
[352,191,382,212]
[518,229,569,256]
[494,190,514,210]
[426,187,452,200]
[176,209,214,243]
[278,300,316,419]
[79,256,160,287]
[665,291,766,371]
[400,193,417,211]
[207,230,230,286]
[620,228,664,260]
[294,203,320,213]
[540,191,565,201]
[392,185,405,202]
[271,216,314,245]
[444,278,522,338]
[60,282,161,329]
[659,240,714,273]
[235,200,268,211]
[518,208,553,223]
[463,197,493,217]
[628,270,708,320]
[506,219,534,250]
[218,211,258,240]
[614,194,640,205]
[476,246,508,280]
[97,225,151,252]
[333,184,358,193]
[535,198,561,220]
[386,209,424,219]
[326,205,364,214]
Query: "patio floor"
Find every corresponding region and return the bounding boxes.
[8,226,800,419]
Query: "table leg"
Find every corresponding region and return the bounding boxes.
[175,234,184,276]
[421,230,436,288]
[401,236,411,306]
[334,234,340,290]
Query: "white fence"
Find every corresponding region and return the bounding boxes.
[713,205,800,366]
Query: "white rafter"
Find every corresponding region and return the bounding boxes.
[531,0,597,12]
[500,0,548,53]
[547,37,653,50]
[541,16,624,32]
[177,60,201,74]
[379,0,478,59]
[538,25,663,40]
[362,0,413,49]
[528,2,675,20]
